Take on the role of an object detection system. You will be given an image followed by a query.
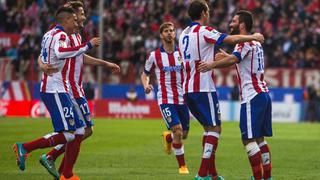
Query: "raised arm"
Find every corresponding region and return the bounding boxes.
[223,33,264,44]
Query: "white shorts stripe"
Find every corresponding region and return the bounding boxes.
[246,102,252,138]
[207,92,216,126]
[54,93,68,130]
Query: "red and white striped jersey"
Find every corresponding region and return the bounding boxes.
[179,22,227,93]
[233,41,268,103]
[144,46,184,105]
[68,34,85,98]
[40,25,91,93]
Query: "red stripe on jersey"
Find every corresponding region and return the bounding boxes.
[58,43,86,52]
[235,66,243,100]
[61,59,69,92]
[185,62,191,93]
[8,84,15,100]
[155,49,168,104]
[168,53,179,104]
[251,50,262,93]
[204,36,216,44]
[69,58,80,97]
[194,61,200,92]
[205,26,214,31]
[193,29,201,92]
[193,25,200,32]
[78,63,84,97]
[41,74,47,92]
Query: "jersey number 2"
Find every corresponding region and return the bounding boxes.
[182,36,190,60]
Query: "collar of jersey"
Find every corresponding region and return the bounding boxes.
[189,22,200,27]
[55,25,65,32]
[160,45,178,53]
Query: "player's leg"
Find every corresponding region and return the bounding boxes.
[13,92,76,171]
[175,104,191,174]
[41,96,92,178]
[257,93,273,180]
[240,93,270,180]
[61,94,86,179]
[185,92,223,180]
[75,97,94,140]
[159,104,188,174]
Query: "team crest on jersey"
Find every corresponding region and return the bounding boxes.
[166,116,172,123]
[68,119,75,126]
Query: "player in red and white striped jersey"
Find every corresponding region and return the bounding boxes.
[179,1,264,180]
[37,2,120,180]
[198,10,272,180]
[13,7,100,180]
[141,22,190,174]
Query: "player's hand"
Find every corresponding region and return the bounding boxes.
[89,37,101,47]
[105,62,120,74]
[41,64,59,76]
[144,84,153,94]
[215,49,230,61]
[198,61,214,73]
[252,33,264,43]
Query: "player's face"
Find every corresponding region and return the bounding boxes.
[64,13,78,34]
[230,15,240,35]
[76,7,86,28]
[160,26,175,43]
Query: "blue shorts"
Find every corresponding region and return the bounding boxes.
[159,104,190,131]
[240,92,272,139]
[40,92,84,132]
[72,97,94,128]
[184,92,221,127]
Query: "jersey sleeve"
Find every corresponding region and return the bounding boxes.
[144,52,155,75]
[202,26,228,46]
[232,42,252,63]
[53,32,92,60]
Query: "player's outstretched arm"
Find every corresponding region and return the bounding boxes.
[140,72,153,94]
[37,56,59,76]
[198,49,238,72]
[54,34,100,59]
[83,54,120,74]
[223,33,264,44]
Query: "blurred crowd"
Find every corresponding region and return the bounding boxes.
[0,0,319,83]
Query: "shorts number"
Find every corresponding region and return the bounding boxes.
[162,107,171,119]
[63,107,74,118]
[80,103,89,115]
[182,35,190,60]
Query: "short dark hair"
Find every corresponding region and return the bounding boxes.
[159,22,174,34]
[55,6,75,23]
[236,10,253,32]
[65,1,84,12]
[188,0,208,21]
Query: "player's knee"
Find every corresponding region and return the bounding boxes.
[75,127,85,135]
[172,128,183,141]
[63,132,75,142]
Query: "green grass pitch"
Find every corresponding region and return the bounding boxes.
[0,117,319,180]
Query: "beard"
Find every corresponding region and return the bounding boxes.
[230,25,240,35]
